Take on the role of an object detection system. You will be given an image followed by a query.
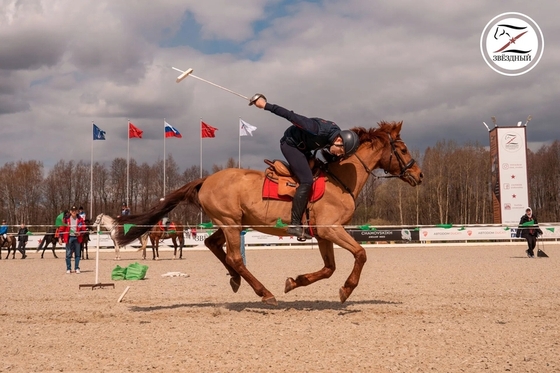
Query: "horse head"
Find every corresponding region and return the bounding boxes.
[353,122,423,186]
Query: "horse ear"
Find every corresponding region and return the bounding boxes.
[391,121,403,138]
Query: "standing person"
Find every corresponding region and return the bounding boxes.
[0,219,8,247]
[516,207,543,258]
[78,206,86,220]
[17,223,29,259]
[253,95,360,240]
[58,206,87,273]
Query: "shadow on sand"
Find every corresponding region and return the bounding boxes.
[128,298,401,314]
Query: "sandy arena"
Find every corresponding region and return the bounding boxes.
[1,243,559,372]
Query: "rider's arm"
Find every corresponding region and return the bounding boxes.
[264,103,320,135]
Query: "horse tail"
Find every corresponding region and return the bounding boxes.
[115,178,206,246]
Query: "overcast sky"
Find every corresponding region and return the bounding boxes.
[1,0,558,174]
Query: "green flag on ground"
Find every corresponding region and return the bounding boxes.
[546,227,555,233]
[436,224,453,229]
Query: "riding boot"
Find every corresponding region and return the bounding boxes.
[286,184,313,240]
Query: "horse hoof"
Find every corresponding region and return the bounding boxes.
[262,296,278,306]
[229,277,241,293]
[284,277,297,293]
[339,287,349,304]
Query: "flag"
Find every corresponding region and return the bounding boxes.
[129,122,143,138]
[201,122,218,138]
[55,212,65,227]
[93,124,106,140]
[164,121,182,138]
[240,119,257,136]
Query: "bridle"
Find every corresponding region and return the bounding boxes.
[354,133,416,179]
[321,133,416,201]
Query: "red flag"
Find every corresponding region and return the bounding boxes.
[201,121,218,138]
[129,122,143,138]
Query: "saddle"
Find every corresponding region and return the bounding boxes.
[262,159,325,202]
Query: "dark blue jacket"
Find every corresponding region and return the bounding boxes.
[265,103,341,157]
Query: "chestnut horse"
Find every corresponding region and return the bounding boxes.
[144,221,185,260]
[114,123,423,305]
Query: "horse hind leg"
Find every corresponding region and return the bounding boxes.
[285,238,337,294]
[205,229,242,293]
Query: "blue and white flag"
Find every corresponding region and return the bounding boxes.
[93,124,106,140]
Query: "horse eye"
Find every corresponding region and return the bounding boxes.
[401,148,408,155]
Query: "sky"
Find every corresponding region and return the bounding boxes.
[1,0,559,174]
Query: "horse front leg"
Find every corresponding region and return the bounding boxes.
[114,243,120,260]
[285,238,336,294]
[51,242,58,259]
[204,229,241,292]
[321,228,367,303]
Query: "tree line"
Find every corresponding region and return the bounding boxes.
[1,140,559,230]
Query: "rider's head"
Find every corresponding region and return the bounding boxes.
[329,130,359,157]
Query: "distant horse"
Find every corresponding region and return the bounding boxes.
[1,235,17,259]
[144,221,185,260]
[94,213,148,260]
[36,228,59,259]
[80,219,93,259]
[113,123,423,305]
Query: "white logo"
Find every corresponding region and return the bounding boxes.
[480,12,544,76]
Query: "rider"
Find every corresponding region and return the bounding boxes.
[0,219,8,246]
[253,95,359,240]
[162,215,171,231]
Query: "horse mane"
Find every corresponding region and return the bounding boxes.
[350,121,403,148]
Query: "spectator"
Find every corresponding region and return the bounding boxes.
[516,207,543,258]
[0,219,8,246]
[58,206,87,273]
[17,223,29,259]
[78,206,86,220]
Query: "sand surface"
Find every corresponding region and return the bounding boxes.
[1,244,559,372]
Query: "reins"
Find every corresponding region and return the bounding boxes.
[321,133,416,200]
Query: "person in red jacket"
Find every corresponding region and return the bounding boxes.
[58,205,87,273]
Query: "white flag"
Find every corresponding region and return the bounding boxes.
[240,119,257,136]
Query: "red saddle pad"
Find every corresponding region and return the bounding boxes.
[262,174,326,202]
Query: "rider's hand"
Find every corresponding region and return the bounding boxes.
[255,97,267,109]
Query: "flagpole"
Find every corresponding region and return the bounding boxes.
[238,117,241,168]
[90,121,94,219]
[200,118,203,224]
[126,119,130,207]
[163,118,166,196]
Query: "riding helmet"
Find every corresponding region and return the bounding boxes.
[340,130,360,156]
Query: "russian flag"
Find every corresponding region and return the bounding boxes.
[164,121,182,138]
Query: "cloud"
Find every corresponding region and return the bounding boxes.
[0,0,559,176]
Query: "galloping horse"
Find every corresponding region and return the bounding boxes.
[36,228,59,258]
[145,221,185,260]
[114,123,423,305]
[1,235,17,259]
[94,213,149,260]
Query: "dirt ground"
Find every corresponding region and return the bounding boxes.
[1,243,559,373]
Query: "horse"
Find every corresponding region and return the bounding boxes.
[145,221,185,260]
[93,213,149,260]
[113,122,423,305]
[80,219,93,259]
[1,235,17,259]
[36,228,60,259]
